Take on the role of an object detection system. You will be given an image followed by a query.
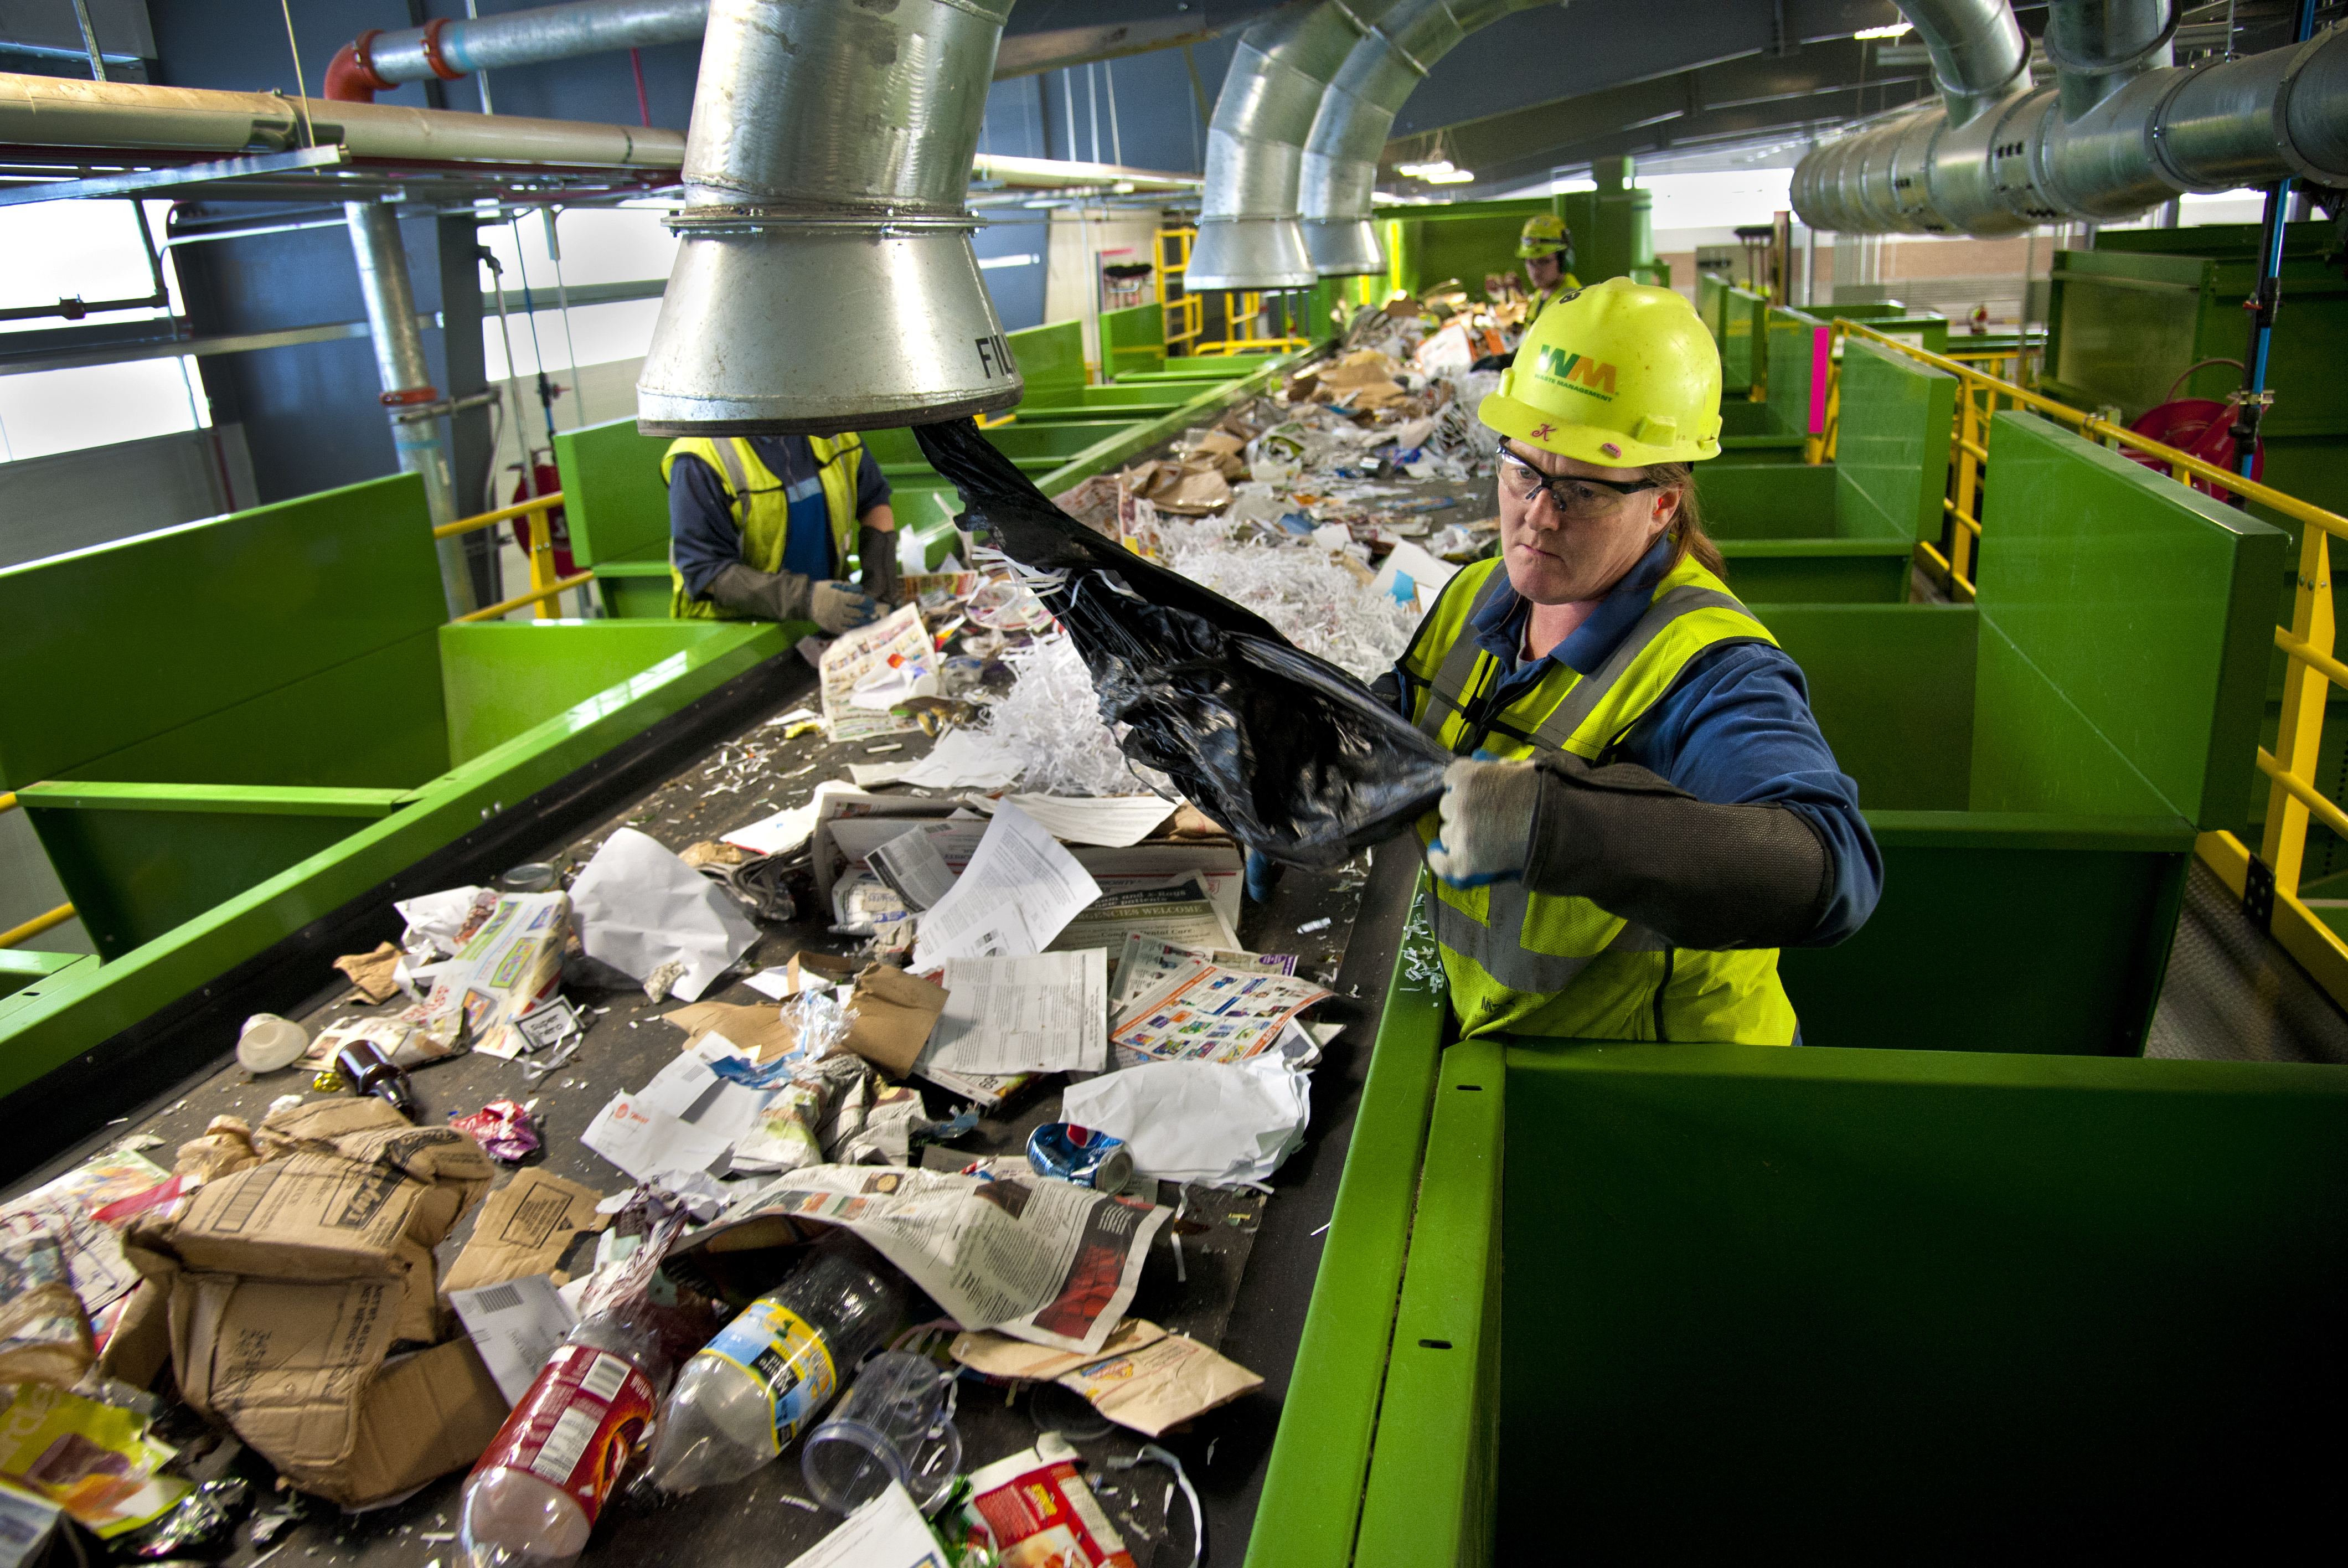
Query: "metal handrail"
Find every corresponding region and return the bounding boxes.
[435,489,580,622]
[1828,317,2348,1011]
[0,790,76,951]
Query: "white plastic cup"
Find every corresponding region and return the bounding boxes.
[236,1013,308,1074]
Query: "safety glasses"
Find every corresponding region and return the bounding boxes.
[1495,441,1657,519]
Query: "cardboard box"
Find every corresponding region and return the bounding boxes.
[440,1169,603,1298]
[124,1100,502,1506]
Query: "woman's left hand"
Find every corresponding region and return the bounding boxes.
[1426,757,1537,886]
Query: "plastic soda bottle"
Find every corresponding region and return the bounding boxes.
[645,1234,908,1494]
[457,1310,670,1567]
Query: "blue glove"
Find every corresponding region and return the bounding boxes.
[1425,757,1537,888]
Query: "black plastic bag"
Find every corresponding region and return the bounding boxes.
[912,418,1450,868]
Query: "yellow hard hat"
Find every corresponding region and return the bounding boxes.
[1479,276,1723,466]
[1515,213,1571,259]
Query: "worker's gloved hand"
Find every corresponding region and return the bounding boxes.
[1424,756,1537,887]
[858,524,902,607]
[705,562,814,623]
[1468,352,1515,374]
[810,579,881,633]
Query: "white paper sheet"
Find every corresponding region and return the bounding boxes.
[579,1091,734,1181]
[569,828,758,1002]
[634,1039,773,1146]
[900,728,1026,790]
[1370,538,1461,617]
[781,1483,942,1568]
[1061,1024,1319,1186]
[393,885,488,956]
[723,801,821,855]
[923,949,1108,1075]
[450,1273,579,1406]
[1000,793,1178,848]
[911,802,1102,970]
[869,824,959,912]
[849,761,916,787]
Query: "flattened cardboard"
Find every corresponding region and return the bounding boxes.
[665,1000,798,1065]
[441,1169,604,1297]
[950,1317,1165,1383]
[1056,1331,1262,1437]
[843,963,948,1075]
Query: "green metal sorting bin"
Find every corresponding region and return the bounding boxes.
[1696,339,1954,602]
[0,474,786,1097]
[1246,957,2348,1562]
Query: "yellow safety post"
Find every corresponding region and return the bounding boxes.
[0,903,74,950]
[2263,525,2335,895]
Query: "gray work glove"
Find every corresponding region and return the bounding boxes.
[1523,751,1833,950]
[859,523,903,607]
[705,563,879,633]
[1425,757,1537,888]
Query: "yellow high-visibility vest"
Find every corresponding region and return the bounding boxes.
[660,434,866,620]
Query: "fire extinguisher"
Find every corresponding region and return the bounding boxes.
[509,448,575,577]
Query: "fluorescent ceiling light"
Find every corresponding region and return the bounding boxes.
[1852,22,1912,39]
[1397,159,1475,184]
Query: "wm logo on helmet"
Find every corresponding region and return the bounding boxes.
[1532,345,1618,400]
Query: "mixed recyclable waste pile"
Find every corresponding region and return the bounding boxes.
[0,296,1509,1568]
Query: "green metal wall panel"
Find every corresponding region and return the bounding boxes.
[1834,339,1954,544]
[438,621,786,764]
[0,473,444,788]
[1100,302,1165,377]
[54,634,449,790]
[1765,305,1827,439]
[1977,413,2286,832]
[1761,603,1977,811]
[593,566,675,620]
[1781,821,2191,1053]
[1699,461,1835,533]
[1494,1041,2348,1547]
[1717,549,1910,604]
[1007,321,1086,393]
[553,416,673,568]
[1968,623,2176,818]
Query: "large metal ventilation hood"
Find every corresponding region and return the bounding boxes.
[1792,0,2348,235]
[635,0,1020,436]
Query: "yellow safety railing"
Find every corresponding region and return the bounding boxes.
[1826,317,2348,1009]
[434,490,595,623]
[1156,228,1204,354]
[0,791,73,950]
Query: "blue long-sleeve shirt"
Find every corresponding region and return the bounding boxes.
[1399,535,1882,946]
[668,436,892,600]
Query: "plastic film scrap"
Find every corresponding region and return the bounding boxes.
[913,418,1449,868]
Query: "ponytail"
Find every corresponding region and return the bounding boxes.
[1648,461,1726,581]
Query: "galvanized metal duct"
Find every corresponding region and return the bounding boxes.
[325,0,708,102]
[1792,1,2348,235]
[1296,0,1551,278]
[1185,1,1371,291]
[633,0,1019,435]
[0,73,683,167]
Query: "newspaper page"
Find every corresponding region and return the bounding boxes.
[1112,933,1299,1005]
[702,1164,1168,1354]
[923,950,1108,1075]
[818,604,931,742]
[0,1148,170,1319]
[1111,960,1334,1065]
[394,890,569,1057]
[1046,875,1238,991]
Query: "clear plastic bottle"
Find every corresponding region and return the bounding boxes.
[646,1234,909,1495]
[458,1311,671,1568]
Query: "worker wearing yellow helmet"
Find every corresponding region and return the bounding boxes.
[1516,212,1581,325]
[1382,277,1881,1043]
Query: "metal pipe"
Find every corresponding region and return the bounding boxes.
[1791,3,2348,234]
[1897,0,2033,125]
[1185,2,1370,290]
[347,202,478,617]
[0,74,685,168]
[634,0,1020,435]
[1297,0,1551,277]
[324,0,708,104]
[2043,0,2176,118]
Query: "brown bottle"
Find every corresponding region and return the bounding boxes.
[335,1037,416,1117]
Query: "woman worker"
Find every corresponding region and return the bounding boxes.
[1391,277,1880,1043]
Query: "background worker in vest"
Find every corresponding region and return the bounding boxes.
[1469,214,1584,373]
[663,432,899,630]
[1389,278,1880,1044]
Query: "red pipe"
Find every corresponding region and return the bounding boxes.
[323,29,390,102]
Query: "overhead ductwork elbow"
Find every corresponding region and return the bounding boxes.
[1793,0,2348,236]
[1298,0,1550,277]
[635,0,1019,436]
[1185,1,1369,291]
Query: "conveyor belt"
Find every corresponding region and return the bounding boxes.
[1,652,1415,1567]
